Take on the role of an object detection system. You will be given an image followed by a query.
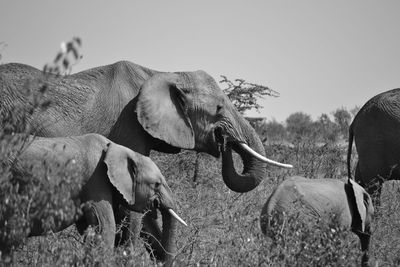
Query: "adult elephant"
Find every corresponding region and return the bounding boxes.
[347,88,400,199]
[0,61,291,257]
[2,133,186,264]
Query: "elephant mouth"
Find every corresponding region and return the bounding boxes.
[214,126,236,154]
[148,196,187,227]
[214,127,224,148]
[213,127,227,157]
[148,198,160,219]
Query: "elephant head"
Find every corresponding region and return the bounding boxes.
[136,71,292,192]
[103,143,186,261]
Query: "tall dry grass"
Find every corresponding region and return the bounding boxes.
[1,132,400,266]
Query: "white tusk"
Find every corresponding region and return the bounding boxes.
[239,143,293,169]
[168,209,188,227]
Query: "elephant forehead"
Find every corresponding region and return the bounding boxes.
[138,158,163,180]
[177,71,221,94]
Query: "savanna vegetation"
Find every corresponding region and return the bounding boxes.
[0,39,399,266]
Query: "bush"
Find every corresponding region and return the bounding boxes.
[0,87,83,262]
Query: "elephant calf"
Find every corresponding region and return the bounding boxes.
[1,133,186,262]
[260,176,374,266]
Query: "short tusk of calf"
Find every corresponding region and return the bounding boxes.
[239,143,293,169]
[168,209,188,227]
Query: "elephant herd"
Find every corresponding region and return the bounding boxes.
[0,60,398,266]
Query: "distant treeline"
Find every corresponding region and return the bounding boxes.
[247,106,359,144]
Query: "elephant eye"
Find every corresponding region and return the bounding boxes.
[155,182,161,189]
[216,105,223,113]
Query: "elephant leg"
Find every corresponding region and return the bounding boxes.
[358,230,371,267]
[114,208,166,261]
[84,200,116,248]
[355,161,382,206]
[129,211,144,247]
[114,208,170,263]
[114,206,143,248]
[358,153,385,204]
[75,214,88,235]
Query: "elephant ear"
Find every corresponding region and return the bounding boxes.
[348,179,368,232]
[136,73,195,149]
[103,143,136,206]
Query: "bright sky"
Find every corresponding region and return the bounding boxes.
[1,1,400,122]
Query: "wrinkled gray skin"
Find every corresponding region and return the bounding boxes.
[348,88,400,200]
[260,176,374,267]
[2,133,177,264]
[0,61,269,256]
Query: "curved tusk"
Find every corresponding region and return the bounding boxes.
[168,209,188,227]
[239,143,293,169]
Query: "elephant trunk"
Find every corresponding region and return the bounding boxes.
[141,184,183,265]
[140,208,177,265]
[159,208,177,267]
[221,124,268,193]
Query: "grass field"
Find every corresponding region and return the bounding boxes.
[2,139,399,266]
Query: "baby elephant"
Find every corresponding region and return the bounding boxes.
[1,133,186,259]
[260,176,374,266]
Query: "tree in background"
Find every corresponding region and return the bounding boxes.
[313,113,340,143]
[262,119,287,143]
[219,75,279,114]
[286,112,313,142]
[332,107,351,139]
[350,106,360,119]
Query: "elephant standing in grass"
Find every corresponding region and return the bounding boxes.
[348,88,400,200]
[1,133,186,264]
[0,61,292,255]
[260,176,374,266]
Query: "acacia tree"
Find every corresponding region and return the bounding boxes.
[219,75,279,114]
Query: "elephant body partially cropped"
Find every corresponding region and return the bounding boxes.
[260,176,374,266]
[0,61,292,191]
[348,88,400,198]
[1,133,183,263]
[0,61,290,260]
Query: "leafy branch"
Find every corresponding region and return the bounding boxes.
[43,37,82,75]
[220,75,279,114]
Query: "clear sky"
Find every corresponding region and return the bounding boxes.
[1,1,399,122]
